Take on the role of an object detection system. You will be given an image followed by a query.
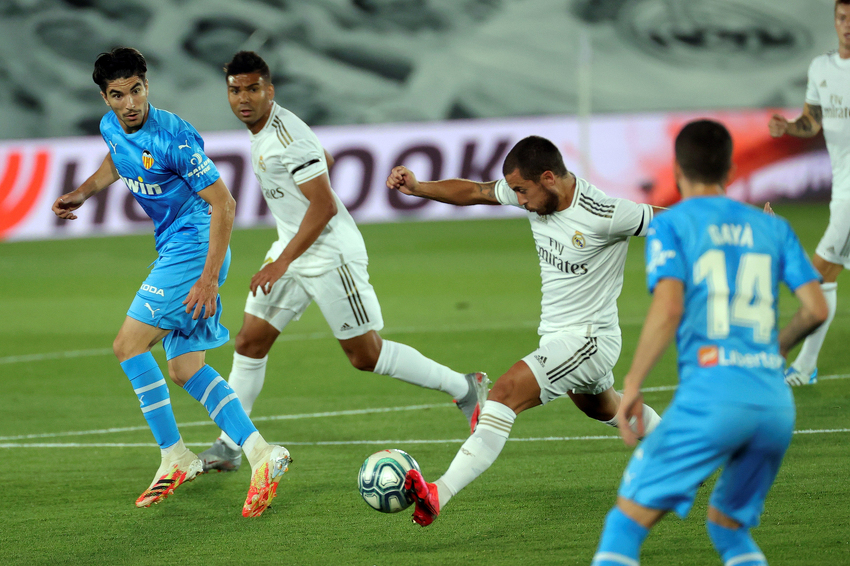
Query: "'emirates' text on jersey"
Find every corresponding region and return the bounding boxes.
[100,105,220,250]
[806,51,850,200]
[495,176,652,337]
[646,197,820,407]
[248,102,368,275]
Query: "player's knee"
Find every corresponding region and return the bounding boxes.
[112,335,134,362]
[488,373,540,414]
[347,349,378,372]
[234,331,272,359]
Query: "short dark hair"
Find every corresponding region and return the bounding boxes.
[502,136,568,180]
[92,47,147,92]
[674,120,733,185]
[223,51,271,83]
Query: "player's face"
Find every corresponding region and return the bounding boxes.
[100,76,149,134]
[227,73,274,133]
[836,4,850,50]
[505,169,560,216]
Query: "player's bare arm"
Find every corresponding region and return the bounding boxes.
[769,103,823,138]
[778,280,829,358]
[51,153,119,220]
[386,166,500,206]
[250,172,337,297]
[184,178,236,319]
[618,278,684,446]
[324,148,335,168]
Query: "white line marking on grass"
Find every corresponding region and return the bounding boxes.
[3,428,848,449]
[0,404,449,441]
[0,320,544,365]
[0,348,113,364]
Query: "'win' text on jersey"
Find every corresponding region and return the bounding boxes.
[248,102,367,276]
[646,197,820,407]
[495,176,652,337]
[100,105,221,250]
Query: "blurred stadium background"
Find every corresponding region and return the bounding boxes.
[0,0,839,242]
[2,2,849,564]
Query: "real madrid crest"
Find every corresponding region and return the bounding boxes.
[259,155,266,171]
[572,231,586,249]
[142,149,154,170]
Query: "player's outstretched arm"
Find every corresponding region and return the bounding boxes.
[618,278,683,446]
[185,178,236,320]
[779,280,829,358]
[386,166,500,206]
[769,103,822,139]
[51,153,119,220]
[250,173,337,297]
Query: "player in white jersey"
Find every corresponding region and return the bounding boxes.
[767,0,850,386]
[199,51,489,471]
[385,135,663,526]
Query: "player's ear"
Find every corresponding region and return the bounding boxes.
[724,162,737,186]
[100,90,109,106]
[268,82,275,100]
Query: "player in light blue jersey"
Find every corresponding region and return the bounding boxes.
[591,120,828,566]
[51,47,290,518]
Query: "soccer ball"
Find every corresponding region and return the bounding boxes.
[357,449,420,513]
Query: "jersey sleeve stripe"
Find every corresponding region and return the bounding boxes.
[291,159,321,175]
[578,195,615,218]
[633,209,646,236]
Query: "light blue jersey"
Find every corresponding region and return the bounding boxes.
[101,104,229,358]
[646,196,820,408]
[617,196,821,527]
[100,105,221,251]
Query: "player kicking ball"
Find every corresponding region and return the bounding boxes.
[386,135,664,526]
[197,51,489,473]
[591,120,828,566]
[51,47,289,517]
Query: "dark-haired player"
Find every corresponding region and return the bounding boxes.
[198,51,489,472]
[385,135,663,526]
[768,0,850,386]
[51,47,290,518]
[591,120,827,566]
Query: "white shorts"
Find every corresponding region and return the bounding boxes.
[815,198,850,268]
[244,261,384,340]
[522,332,621,404]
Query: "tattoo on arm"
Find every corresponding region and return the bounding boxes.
[797,116,813,133]
[474,181,497,201]
[810,104,823,126]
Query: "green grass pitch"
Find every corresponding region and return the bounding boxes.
[0,203,847,565]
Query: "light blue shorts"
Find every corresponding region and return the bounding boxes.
[127,242,231,360]
[618,400,795,527]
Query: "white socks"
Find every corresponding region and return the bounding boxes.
[219,353,268,451]
[435,401,516,508]
[604,403,662,438]
[374,340,469,400]
[792,282,837,374]
[242,431,271,468]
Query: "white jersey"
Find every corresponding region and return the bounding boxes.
[495,176,652,337]
[806,51,850,201]
[249,102,368,275]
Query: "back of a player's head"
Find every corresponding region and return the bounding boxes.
[502,136,568,181]
[224,51,271,83]
[92,47,147,92]
[674,120,733,185]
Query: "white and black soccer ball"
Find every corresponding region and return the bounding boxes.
[358,449,421,513]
